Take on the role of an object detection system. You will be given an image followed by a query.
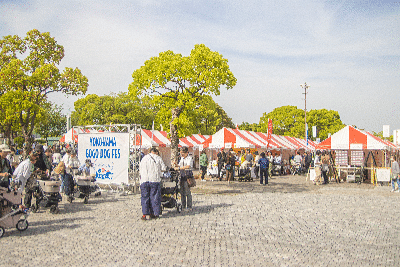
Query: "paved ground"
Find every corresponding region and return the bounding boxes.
[1,175,400,266]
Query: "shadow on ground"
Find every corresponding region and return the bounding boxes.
[192,175,315,195]
[160,203,234,218]
[4,216,95,238]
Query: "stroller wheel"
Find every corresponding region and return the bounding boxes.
[16,219,29,231]
[177,203,182,213]
[50,205,59,214]
[83,196,89,204]
[0,226,4,238]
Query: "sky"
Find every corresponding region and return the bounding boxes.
[1,0,400,134]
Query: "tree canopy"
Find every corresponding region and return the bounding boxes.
[254,105,346,140]
[71,92,156,129]
[0,29,88,150]
[130,44,236,163]
[34,101,67,140]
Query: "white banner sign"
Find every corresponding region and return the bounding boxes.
[78,133,130,185]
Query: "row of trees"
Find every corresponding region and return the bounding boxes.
[239,105,346,141]
[71,93,235,135]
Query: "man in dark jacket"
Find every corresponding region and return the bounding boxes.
[33,144,52,179]
[0,144,13,188]
[304,151,312,173]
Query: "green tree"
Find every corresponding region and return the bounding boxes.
[258,105,345,139]
[372,131,393,142]
[154,95,234,135]
[238,122,260,132]
[307,109,346,140]
[71,92,156,129]
[130,44,236,163]
[35,101,67,140]
[0,29,88,151]
[259,105,304,137]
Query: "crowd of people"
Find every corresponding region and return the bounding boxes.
[0,142,95,207]
[2,140,400,222]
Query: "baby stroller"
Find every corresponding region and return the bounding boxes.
[72,160,101,204]
[0,186,29,237]
[238,163,252,182]
[160,169,182,213]
[290,161,302,175]
[31,171,62,214]
[74,175,101,204]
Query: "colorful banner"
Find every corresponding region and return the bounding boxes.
[78,133,130,185]
[267,119,273,148]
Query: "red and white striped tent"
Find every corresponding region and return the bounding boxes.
[317,125,397,150]
[202,127,316,150]
[140,129,166,148]
[141,130,211,148]
[59,128,92,143]
[180,134,210,148]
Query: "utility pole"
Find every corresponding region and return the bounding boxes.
[300,82,309,145]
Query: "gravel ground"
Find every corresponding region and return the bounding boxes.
[0,174,399,266]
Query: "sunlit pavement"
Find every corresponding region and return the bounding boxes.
[1,175,399,266]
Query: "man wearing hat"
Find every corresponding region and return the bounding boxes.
[0,144,13,188]
[139,147,167,220]
[33,144,52,177]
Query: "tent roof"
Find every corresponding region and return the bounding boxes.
[201,127,315,150]
[316,125,397,150]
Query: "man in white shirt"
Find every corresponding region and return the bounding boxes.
[139,147,167,220]
[294,152,302,165]
[13,153,38,191]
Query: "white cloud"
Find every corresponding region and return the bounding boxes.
[1,0,400,133]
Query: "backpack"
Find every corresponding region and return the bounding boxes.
[259,158,269,169]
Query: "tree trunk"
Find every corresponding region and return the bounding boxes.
[170,107,181,166]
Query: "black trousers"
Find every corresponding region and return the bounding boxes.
[200,165,207,179]
[217,162,224,180]
[260,168,268,184]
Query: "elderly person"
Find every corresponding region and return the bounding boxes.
[139,147,167,220]
[177,147,193,211]
[0,144,13,188]
[13,152,38,191]
[391,156,400,192]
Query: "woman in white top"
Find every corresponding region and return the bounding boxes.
[67,150,80,175]
[177,147,193,210]
[52,148,62,167]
